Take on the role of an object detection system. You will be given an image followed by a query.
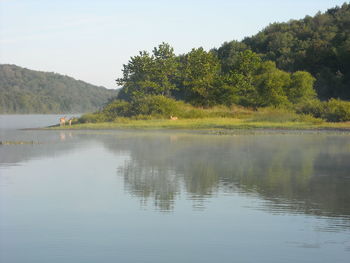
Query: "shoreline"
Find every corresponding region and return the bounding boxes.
[41,118,350,133]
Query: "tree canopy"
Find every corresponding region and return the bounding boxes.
[116,43,317,108]
[238,2,350,100]
[117,42,178,100]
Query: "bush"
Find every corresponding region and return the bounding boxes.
[87,95,189,121]
[323,99,350,122]
[296,98,350,122]
[295,99,324,118]
[79,113,108,123]
[102,100,132,119]
[130,95,183,117]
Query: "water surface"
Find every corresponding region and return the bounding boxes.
[1,115,350,263]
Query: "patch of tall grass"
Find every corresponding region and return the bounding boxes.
[250,107,323,123]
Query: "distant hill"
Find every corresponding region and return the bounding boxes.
[0,64,117,113]
[217,2,350,100]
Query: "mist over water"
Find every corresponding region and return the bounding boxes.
[1,115,350,263]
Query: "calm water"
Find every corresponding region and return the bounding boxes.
[1,115,350,263]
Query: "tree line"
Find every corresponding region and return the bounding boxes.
[0,64,116,114]
[116,43,316,108]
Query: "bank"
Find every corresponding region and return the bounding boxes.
[46,118,350,131]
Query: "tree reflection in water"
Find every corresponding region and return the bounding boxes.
[109,132,350,226]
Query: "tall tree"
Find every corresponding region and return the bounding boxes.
[288,71,316,104]
[214,40,249,73]
[254,61,291,107]
[179,47,221,107]
[117,43,178,100]
[152,42,178,96]
[224,50,262,107]
[117,50,155,100]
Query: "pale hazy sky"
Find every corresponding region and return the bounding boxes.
[0,0,347,89]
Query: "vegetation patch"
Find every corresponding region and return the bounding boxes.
[76,38,349,127]
[0,141,38,145]
[50,117,350,131]
[296,99,350,122]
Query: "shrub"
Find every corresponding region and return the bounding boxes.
[79,113,108,123]
[130,95,183,117]
[287,71,316,104]
[323,99,350,122]
[295,99,324,118]
[102,100,132,119]
[296,98,350,122]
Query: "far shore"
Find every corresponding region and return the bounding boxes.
[43,118,350,132]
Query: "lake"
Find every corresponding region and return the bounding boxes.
[1,115,350,263]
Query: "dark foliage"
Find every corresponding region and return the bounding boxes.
[239,2,350,99]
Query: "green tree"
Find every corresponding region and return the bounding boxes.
[288,71,316,104]
[180,47,221,107]
[116,50,155,100]
[214,40,249,73]
[254,61,291,107]
[224,50,262,107]
[152,42,178,96]
[117,43,178,100]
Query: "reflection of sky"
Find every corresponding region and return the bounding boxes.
[0,0,345,89]
[1,139,350,263]
[1,124,350,218]
[1,115,350,262]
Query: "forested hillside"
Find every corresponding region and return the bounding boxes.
[0,64,116,113]
[217,2,350,100]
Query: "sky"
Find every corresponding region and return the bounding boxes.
[0,0,347,89]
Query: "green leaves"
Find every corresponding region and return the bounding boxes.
[179,48,221,107]
[117,43,178,100]
[288,71,316,104]
[254,61,291,107]
[116,43,319,109]
[224,51,262,107]
[241,3,350,100]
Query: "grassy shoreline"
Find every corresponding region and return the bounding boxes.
[45,118,350,131]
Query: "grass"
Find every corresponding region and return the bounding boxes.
[47,117,350,131]
[46,105,350,131]
[0,140,38,145]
